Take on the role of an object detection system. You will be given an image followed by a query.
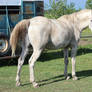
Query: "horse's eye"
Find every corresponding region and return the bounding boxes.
[91,20,92,22]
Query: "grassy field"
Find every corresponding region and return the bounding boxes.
[81,28,92,36]
[0,44,92,92]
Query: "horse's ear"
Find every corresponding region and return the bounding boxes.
[89,10,92,31]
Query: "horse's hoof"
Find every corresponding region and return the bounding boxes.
[16,82,21,87]
[72,76,78,80]
[66,76,70,80]
[33,82,39,88]
[65,76,70,80]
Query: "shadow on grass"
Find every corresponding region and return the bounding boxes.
[39,48,92,62]
[38,74,65,87]
[77,48,92,56]
[21,70,92,87]
[21,74,65,87]
[39,70,92,87]
[77,70,92,79]
[0,47,92,67]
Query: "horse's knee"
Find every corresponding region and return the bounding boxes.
[64,59,69,65]
[29,62,34,68]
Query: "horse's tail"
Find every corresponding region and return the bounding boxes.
[10,19,30,56]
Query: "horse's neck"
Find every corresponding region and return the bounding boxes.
[77,18,89,32]
[76,10,91,32]
[58,14,88,31]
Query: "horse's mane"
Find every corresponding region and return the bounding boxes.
[58,9,91,24]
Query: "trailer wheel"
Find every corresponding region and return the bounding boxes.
[0,34,10,56]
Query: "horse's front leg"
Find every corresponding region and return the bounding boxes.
[71,46,78,80]
[29,49,42,88]
[64,48,70,80]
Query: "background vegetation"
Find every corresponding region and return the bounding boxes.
[44,0,92,18]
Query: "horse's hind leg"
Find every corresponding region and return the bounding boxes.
[64,48,70,80]
[28,49,42,88]
[16,41,29,86]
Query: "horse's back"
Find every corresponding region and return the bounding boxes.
[28,16,74,49]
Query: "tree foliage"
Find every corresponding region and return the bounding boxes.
[86,0,92,9]
[44,0,76,18]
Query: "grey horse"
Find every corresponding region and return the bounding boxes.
[10,9,92,88]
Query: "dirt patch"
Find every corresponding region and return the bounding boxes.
[79,40,92,46]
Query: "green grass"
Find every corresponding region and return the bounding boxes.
[0,45,92,92]
[80,28,92,42]
[81,28,92,36]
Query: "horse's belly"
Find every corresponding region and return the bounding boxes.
[51,34,71,48]
[45,42,56,49]
[54,40,70,48]
[45,40,70,49]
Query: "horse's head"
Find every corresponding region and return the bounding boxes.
[88,10,92,31]
[89,20,92,31]
[89,18,92,32]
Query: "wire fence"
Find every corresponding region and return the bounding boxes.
[81,35,92,38]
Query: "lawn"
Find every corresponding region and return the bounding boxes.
[81,28,92,36]
[0,44,92,92]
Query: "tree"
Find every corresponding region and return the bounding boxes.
[44,0,76,18]
[66,2,76,14]
[86,0,92,9]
